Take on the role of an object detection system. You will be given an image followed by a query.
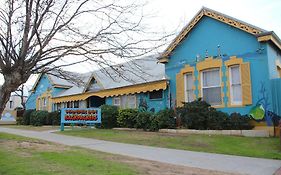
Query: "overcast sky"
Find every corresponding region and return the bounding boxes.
[2,0,281,91]
[147,0,281,36]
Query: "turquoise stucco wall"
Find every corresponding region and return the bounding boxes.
[26,75,53,110]
[165,16,272,115]
[267,43,281,79]
[26,75,69,110]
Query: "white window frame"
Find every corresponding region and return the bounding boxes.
[43,98,47,107]
[184,73,194,102]
[113,97,121,106]
[201,68,222,106]
[229,65,242,105]
[127,95,136,108]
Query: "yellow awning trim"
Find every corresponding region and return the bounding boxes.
[52,80,167,103]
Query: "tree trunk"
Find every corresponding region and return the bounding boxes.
[0,83,15,115]
[0,71,29,116]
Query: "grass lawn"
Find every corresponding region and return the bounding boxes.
[0,132,139,175]
[60,129,281,160]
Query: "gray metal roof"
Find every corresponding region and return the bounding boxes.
[53,55,165,98]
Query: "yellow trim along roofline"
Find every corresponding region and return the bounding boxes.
[52,80,168,103]
[158,7,265,63]
[258,34,281,51]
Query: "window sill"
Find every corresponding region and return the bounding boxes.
[212,104,224,109]
[149,98,163,101]
[227,104,243,108]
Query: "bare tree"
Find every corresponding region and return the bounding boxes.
[13,84,27,109]
[0,0,170,115]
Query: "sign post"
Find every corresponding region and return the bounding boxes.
[60,108,101,131]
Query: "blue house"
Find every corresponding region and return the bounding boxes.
[158,7,281,124]
[26,56,168,113]
[27,7,281,126]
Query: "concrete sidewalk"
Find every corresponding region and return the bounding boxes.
[0,127,280,175]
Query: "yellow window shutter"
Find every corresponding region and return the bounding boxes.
[176,73,184,107]
[36,98,39,110]
[241,62,252,105]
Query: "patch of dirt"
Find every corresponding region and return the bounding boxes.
[17,140,69,152]
[104,153,242,175]
[0,140,69,155]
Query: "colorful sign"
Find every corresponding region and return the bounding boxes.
[60,108,101,131]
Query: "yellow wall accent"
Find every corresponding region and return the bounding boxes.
[258,34,281,51]
[196,57,224,107]
[196,57,222,71]
[52,80,167,103]
[175,65,195,107]
[36,90,53,112]
[225,56,252,106]
[241,62,252,105]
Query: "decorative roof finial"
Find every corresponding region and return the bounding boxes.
[217,45,221,57]
[205,49,208,58]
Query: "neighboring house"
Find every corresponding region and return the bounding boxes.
[1,94,27,123]
[158,7,281,124]
[26,56,168,112]
[26,7,281,126]
[5,94,27,110]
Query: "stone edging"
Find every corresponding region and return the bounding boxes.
[159,129,270,137]
[113,128,270,137]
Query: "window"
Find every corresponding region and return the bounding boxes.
[127,95,136,108]
[67,101,72,108]
[184,73,194,102]
[121,96,127,108]
[229,65,242,105]
[149,90,163,100]
[74,101,79,108]
[113,97,121,106]
[114,95,136,109]
[43,98,47,107]
[201,68,222,106]
[57,103,61,110]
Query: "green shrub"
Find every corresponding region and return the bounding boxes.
[48,111,61,125]
[22,109,35,125]
[135,111,154,131]
[177,98,215,129]
[176,98,255,130]
[149,116,159,131]
[207,111,229,130]
[228,113,254,130]
[30,110,49,126]
[117,109,139,128]
[156,109,176,129]
[100,105,118,129]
